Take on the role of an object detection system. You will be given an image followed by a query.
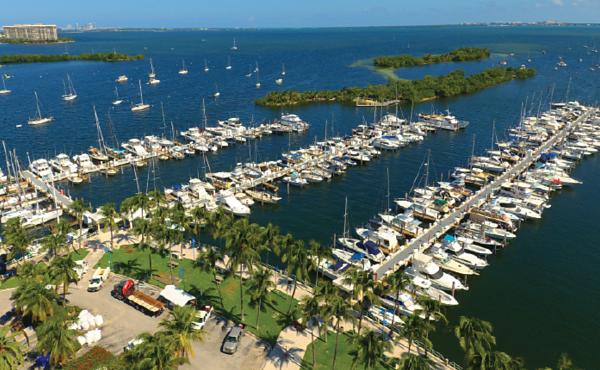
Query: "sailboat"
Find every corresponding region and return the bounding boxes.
[148,58,160,84]
[0,75,10,95]
[204,59,210,72]
[178,59,189,75]
[255,67,261,89]
[225,56,232,70]
[89,106,110,162]
[245,65,252,78]
[281,63,286,76]
[112,86,123,105]
[62,74,77,101]
[214,84,221,98]
[131,80,150,112]
[28,91,53,125]
[253,62,259,73]
[231,38,238,51]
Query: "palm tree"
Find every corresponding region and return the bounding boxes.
[260,222,280,264]
[343,269,378,333]
[384,269,410,336]
[402,315,427,354]
[69,198,91,251]
[308,240,331,286]
[36,311,80,366]
[133,218,154,279]
[41,221,69,259]
[454,316,496,366]
[187,207,206,244]
[99,203,118,250]
[328,292,353,370]
[280,239,311,312]
[349,330,391,370]
[0,327,24,369]
[481,350,514,370]
[16,261,48,284]
[2,218,30,264]
[194,247,225,307]
[49,254,79,300]
[11,280,59,324]
[158,305,204,361]
[246,267,275,332]
[125,331,179,370]
[417,296,446,356]
[300,294,322,369]
[395,352,432,370]
[223,218,261,322]
[206,207,234,242]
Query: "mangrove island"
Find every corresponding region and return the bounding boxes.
[0,37,74,45]
[256,66,536,107]
[373,47,491,68]
[0,52,145,64]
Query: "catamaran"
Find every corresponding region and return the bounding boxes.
[28,92,53,125]
[0,75,11,95]
[62,74,77,101]
[178,59,189,75]
[231,38,238,51]
[225,56,232,70]
[131,80,150,112]
[112,86,123,105]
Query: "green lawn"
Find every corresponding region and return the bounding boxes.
[96,245,297,344]
[70,248,89,261]
[302,331,392,370]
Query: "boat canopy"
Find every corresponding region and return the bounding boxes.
[360,240,381,256]
[443,234,455,243]
[350,252,365,262]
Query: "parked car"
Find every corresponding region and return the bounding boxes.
[222,324,245,354]
[192,305,213,330]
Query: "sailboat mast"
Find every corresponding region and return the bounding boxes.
[138,80,144,105]
[386,167,390,212]
[34,92,42,119]
[202,98,207,128]
[425,149,431,186]
[93,106,107,154]
[343,196,348,238]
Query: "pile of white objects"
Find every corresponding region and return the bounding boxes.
[70,310,104,346]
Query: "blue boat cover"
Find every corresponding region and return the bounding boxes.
[362,240,381,256]
[350,252,365,261]
[331,259,345,271]
[443,234,455,243]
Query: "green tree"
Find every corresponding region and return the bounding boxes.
[308,240,331,287]
[280,239,312,312]
[327,292,353,370]
[69,198,91,251]
[454,316,496,367]
[2,218,30,264]
[194,247,225,307]
[300,294,322,369]
[246,267,275,332]
[384,269,410,336]
[99,203,118,250]
[349,330,391,370]
[402,315,427,354]
[223,218,261,322]
[133,218,154,280]
[343,269,379,333]
[11,280,59,324]
[395,352,432,370]
[125,331,179,370]
[41,220,69,259]
[36,311,80,366]
[0,327,24,370]
[49,254,79,300]
[158,305,205,361]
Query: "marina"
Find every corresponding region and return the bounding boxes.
[1,25,600,368]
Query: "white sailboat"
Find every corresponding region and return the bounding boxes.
[245,65,252,78]
[131,80,150,112]
[148,58,160,84]
[213,84,220,98]
[28,91,53,125]
[204,59,210,72]
[112,86,123,105]
[62,74,77,101]
[275,77,283,85]
[253,62,259,73]
[178,59,189,75]
[231,38,238,51]
[281,63,286,76]
[0,75,11,95]
[255,67,261,89]
[225,56,232,70]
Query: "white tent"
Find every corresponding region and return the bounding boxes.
[159,285,196,308]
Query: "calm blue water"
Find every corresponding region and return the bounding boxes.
[1,25,600,368]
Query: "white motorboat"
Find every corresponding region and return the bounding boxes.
[50,153,79,176]
[428,246,477,276]
[443,240,488,269]
[283,174,308,187]
[131,80,150,112]
[381,292,425,317]
[204,59,210,72]
[73,154,97,174]
[410,263,468,291]
[29,158,54,179]
[337,237,385,263]
[416,285,459,306]
[28,92,53,125]
[116,75,128,83]
[453,236,493,256]
[331,248,372,270]
[122,138,149,157]
[216,190,250,216]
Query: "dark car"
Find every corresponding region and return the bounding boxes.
[222,324,245,354]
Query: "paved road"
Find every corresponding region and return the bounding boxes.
[20,170,73,208]
[374,109,595,279]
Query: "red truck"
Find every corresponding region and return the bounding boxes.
[111,279,165,317]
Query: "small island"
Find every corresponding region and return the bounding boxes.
[373,47,490,68]
[0,37,74,45]
[256,67,536,107]
[0,52,145,64]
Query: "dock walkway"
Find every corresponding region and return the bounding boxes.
[373,109,595,279]
[20,170,73,208]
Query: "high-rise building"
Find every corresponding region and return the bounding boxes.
[3,24,58,41]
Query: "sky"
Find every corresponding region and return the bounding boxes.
[1,0,600,28]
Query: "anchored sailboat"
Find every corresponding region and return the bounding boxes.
[204,59,210,72]
[214,84,221,98]
[28,91,53,125]
[0,75,11,95]
[231,38,238,51]
[178,59,189,75]
[225,56,232,70]
[255,66,261,89]
[148,58,160,84]
[62,74,77,101]
[112,86,123,105]
[131,80,150,112]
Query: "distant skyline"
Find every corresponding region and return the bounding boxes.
[2,0,600,28]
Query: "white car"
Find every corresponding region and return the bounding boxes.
[192,305,214,330]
